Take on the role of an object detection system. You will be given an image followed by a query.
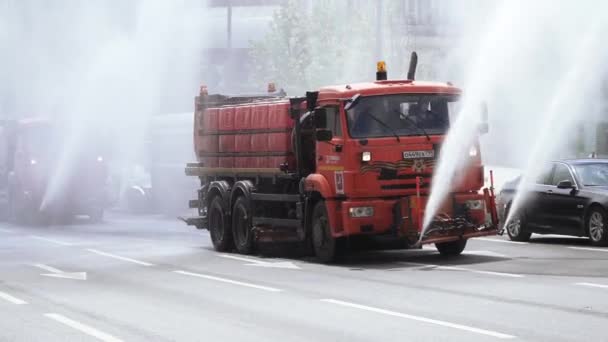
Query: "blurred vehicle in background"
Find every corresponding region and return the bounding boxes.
[123,112,199,216]
[498,159,608,246]
[0,118,108,224]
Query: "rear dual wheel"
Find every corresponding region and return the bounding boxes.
[435,239,467,256]
[231,196,255,254]
[208,196,233,252]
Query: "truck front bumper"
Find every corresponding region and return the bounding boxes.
[330,190,499,246]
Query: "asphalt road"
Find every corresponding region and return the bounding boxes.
[1,212,608,341]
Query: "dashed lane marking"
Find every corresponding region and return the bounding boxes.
[86,249,155,267]
[44,313,124,342]
[29,235,73,246]
[575,282,608,289]
[476,238,527,245]
[174,270,283,292]
[321,299,516,339]
[0,291,28,305]
[400,262,524,278]
[568,247,608,253]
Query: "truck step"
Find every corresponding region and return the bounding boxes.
[252,217,300,228]
[251,193,300,202]
[178,216,206,229]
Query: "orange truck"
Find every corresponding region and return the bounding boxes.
[183,53,499,262]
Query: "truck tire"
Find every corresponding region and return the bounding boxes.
[231,196,254,254]
[311,200,336,263]
[208,196,233,252]
[435,239,467,256]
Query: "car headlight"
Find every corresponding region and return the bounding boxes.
[469,146,478,157]
[349,206,374,218]
[362,151,371,162]
[465,200,483,210]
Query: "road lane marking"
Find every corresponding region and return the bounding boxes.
[464,250,508,258]
[219,254,300,269]
[399,262,523,278]
[568,247,608,253]
[29,235,73,246]
[32,264,87,280]
[44,313,123,342]
[0,228,14,233]
[321,299,515,339]
[174,270,283,292]
[0,291,28,305]
[476,238,527,245]
[575,282,608,289]
[86,249,155,266]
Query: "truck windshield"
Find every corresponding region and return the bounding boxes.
[346,94,458,139]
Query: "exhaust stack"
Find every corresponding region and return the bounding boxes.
[407,51,418,80]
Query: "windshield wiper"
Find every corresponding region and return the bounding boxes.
[395,110,431,141]
[360,109,400,142]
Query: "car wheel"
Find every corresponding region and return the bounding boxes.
[506,208,531,242]
[435,239,467,256]
[587,206,608,247]
[208,196,233,252]
[231,196,254,254]
[311,200,336,263]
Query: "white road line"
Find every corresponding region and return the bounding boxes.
[32,263,64,273]
[321,299,515,339]
[575,282,608,289]
[44,313,123,342]
[86,249,155,267]
[0,291,28,305]
[174,270,283,292]
[29,235,73,246]
[0,228,14,233]
[476,238,527,245]
[399,262,523,278]
[568,247,608,253]
[464,250,508,258]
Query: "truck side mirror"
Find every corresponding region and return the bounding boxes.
[314,108,327,128]
[315,129,333,142]
[306,91,319,112]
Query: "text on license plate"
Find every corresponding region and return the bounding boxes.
[403,150,435,159]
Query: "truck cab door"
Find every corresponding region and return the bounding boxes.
[315,105,345,196]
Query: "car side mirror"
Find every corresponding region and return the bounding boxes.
[314,108,327,128]
[557,180,575,189]
[315,129,333,142]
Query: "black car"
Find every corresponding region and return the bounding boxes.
[497,159,608,246]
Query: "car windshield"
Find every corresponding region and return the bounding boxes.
[573,163,608,186]
[345,94,457,139]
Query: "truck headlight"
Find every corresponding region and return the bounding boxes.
[97,156,104,162]
[349,206,374,218]
[469,146,478,157]
[362,151,372,162]
[30,159,37,165]
[465,200,483,210]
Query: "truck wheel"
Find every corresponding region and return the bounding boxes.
[208,196,233,252]
[231,196,254,254]
[587,206,608,247]
[311,200,336,263]
[435,239,467,256]
[506,207,531,242]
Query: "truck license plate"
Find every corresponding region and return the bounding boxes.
[403,150,434,159]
